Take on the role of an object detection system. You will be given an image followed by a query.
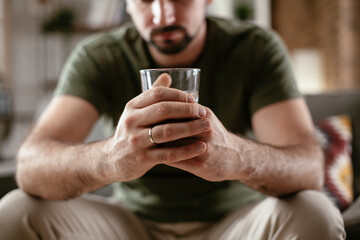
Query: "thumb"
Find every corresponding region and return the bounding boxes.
[152,73,172,88]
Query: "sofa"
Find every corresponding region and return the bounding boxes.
[305,89,360,239]
[1,89,360,239]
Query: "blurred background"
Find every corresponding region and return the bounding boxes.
[0,0,359,192]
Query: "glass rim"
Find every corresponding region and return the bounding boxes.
[140,68,201,73]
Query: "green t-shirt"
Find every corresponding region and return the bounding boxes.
[55,17,301,222]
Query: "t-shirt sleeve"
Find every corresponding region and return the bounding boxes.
[54,42,110,115]
[248,28,301,116]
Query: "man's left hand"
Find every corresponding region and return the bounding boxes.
[165,107,243,182]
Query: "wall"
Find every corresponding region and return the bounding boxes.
[272,0,360,91]
[316,0,360,90]
[207,0,235,18]
[0,0,93,159]
[9,0,91,118]
[208,0,271,28]
[0,0,11,88]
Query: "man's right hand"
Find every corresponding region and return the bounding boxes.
[102,74,210,182]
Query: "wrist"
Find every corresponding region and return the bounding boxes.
[85,138,117,186]
[227,133,257,181]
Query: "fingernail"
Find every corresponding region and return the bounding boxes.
[186,95,195,103]
[197,142,206,153]
[200,119,210,130]
[198,107,206,117]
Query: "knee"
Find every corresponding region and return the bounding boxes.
[285,190,342,225]
[271,190,345,240]
[0,189,40,222]
[1,188,40,210]
[0,189,44,238]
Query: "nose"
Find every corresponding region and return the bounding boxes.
[152,0,176,26]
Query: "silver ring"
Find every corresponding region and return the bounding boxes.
[148,128,157,145]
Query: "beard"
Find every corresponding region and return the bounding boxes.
[147,25,194,55]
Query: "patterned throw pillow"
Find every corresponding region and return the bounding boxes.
[315,115,354,211]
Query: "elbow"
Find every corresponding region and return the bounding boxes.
[15,148,79,201]
[16,171,80,201]
[314,167,325,191]
[15,169,42,199]
[15,144,35,194]
[15,150,30,194]
[311,172,324,192]
[15,161,43,199]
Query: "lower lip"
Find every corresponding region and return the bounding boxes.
[156,30,183,40]
[158,32,176,40]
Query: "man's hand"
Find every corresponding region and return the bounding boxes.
[164,107,239,182]
[165,98,323,196]
[102,74,211,182]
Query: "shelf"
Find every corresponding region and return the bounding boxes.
[72,23,121,33]
[42,23,123,35]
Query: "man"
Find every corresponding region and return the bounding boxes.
[0,0,345,239]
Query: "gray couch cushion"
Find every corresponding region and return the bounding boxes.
[343,196,360,239]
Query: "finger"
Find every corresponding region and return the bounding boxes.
[149,142,207,164]
[129,121,208,149]
[152,73,172,87]
[138,102,207,126]
[151,118,211,144]
[130,87,196,109]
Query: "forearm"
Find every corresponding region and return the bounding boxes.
[16,136,112,200]
[230,133,324,196]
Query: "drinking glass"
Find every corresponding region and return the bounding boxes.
[140,68,201,102]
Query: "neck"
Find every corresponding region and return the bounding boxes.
[148,21,207,67]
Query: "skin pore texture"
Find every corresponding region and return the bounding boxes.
[15,0,324,200]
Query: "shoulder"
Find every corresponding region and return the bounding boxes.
[207,16,282,46]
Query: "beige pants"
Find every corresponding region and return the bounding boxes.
[0,189,345,240]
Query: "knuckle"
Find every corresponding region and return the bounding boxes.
[166,151,177,162]
[184,105,192,115]
[188,144,200,158]
[157,103,170,115]
[129,133,141,147]
[125,100,134,108]
[158,151,175,163]
[151,87,165,101]
[123,116,135,129]
[183,148,192,159]
[190,121,200,133]
[162,125,173,139]
[187,105,196,116]
[204,106,212,114]
[178,126,187,135]
[157,152,168,163]
[135,152,148,163]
